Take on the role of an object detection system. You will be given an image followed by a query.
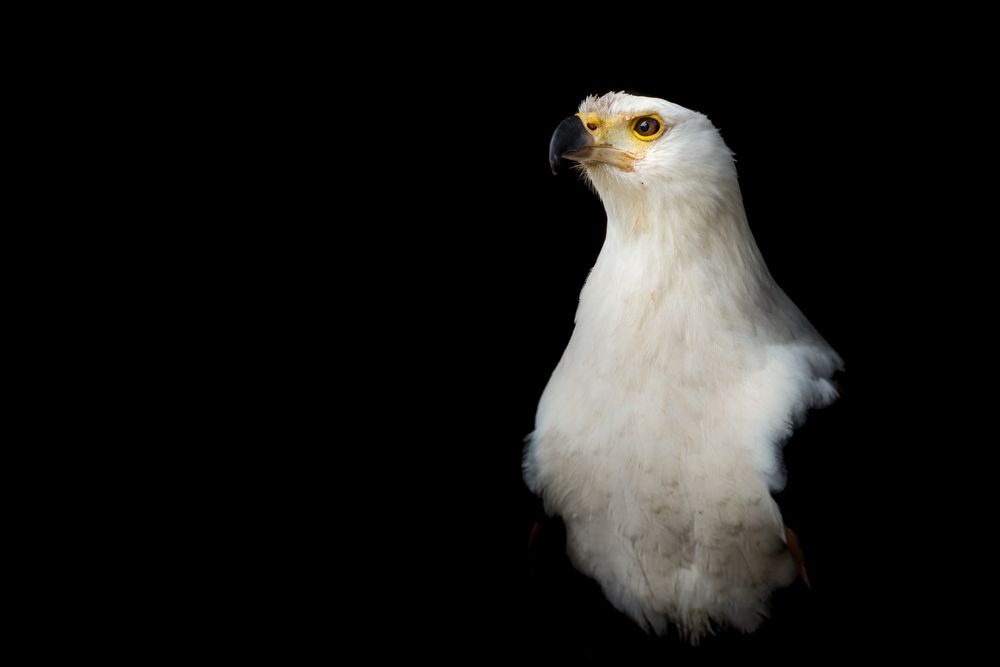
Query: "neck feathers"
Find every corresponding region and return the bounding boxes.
[581,157,818,349]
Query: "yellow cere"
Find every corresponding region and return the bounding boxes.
[575,112,603,132]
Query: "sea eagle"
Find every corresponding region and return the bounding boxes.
[524,92,842,643]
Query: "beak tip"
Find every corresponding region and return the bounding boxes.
[549,115,591,178]
[549,151,561,175]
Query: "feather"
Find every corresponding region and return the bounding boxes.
[524,92,842,643]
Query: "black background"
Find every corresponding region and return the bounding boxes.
[51,15,991,659]
[368,56,958,657]
[248,34,981,658]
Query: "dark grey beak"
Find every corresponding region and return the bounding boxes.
[549,115,594,175]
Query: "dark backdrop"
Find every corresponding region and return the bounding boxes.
[379,59,950,657]
[253,38,977,657]
[122,13,994,658]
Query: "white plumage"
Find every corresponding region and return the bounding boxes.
[524,92,842,642]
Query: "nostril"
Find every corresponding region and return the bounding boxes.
[587,122,598,131]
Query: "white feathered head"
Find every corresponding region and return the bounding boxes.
[549,92,736,207]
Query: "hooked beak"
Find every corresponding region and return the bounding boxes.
[548,115,594,175]
[548,114,637,174]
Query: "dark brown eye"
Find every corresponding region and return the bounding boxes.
[632,116,662,139]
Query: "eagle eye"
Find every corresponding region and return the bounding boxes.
[631,115,665,141]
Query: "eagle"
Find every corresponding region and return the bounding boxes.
[524,92,842,643]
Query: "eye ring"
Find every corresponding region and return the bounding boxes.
[630,115,665,141]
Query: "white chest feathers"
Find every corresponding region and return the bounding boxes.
[524,192,840,642]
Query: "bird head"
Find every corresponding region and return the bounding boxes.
[549,92,735,207]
